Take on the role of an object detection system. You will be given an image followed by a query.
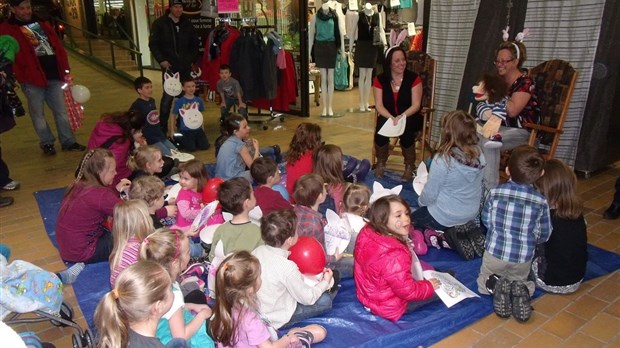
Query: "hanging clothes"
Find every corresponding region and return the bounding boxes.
[251,51,297,112]
[201,24,240,91]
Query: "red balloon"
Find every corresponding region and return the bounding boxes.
[202,178,224,203]
[288,236,326,275]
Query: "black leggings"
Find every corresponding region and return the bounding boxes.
[85,232,113,264]
[374,114,423,148]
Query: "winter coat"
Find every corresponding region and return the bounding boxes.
[354,225,435,321]
[87,121,132,185]
[148,14,199,77]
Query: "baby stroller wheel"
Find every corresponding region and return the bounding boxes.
[72,333,83,348]
[51,302,73,326]
[83,329,95,348]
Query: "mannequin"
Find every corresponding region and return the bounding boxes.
[309,1,346,116]
[349,3,386,111]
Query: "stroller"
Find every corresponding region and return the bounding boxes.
[1,255,95,348]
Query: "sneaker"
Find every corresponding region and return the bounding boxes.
[41,144,56,155]
[484,134,503,149]
[170,149,195,162]
[423,228,441,249]
[485,274,500,294]
[2,180,20,191]
[493,277,512,319]
[463,221,486,257]
[443,226,476,260]
[61,143,86,151]
[0,196,14,208]
[511,281,532,322]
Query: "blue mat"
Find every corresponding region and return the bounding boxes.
[34,179,620,347]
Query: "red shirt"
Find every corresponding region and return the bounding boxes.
[254,185,292,215]
[285,151,314,203]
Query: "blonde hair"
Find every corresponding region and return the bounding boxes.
[109,200,155,276]
[94,261,171,348]
[128,175,165,206]
[436,110,481,163]
[128,146,162,172]
[535,159,583,219]
[343,184,371,216]
[211,251,261,347]
[140,228,186,279]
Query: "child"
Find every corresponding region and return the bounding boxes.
[208,177,263,262]
[175,159,208,257]
[211,250,327,347]
[285,123,322,201]
[130,76,179,156]
[129,175,176,228]
[354,195,440,321]
[140,228,214,347]
[94,261,190,348]
[172,77,210,152]
[293,174,343,265]
[313,144,347,215]
[532,159,587,294]
[412,110,486,230]
[109,199,155,287]
[56,149,130,265]
[217,64,247,123]
[128,145,178,181]
[476,145,551,323]
[250,157,292,215]
[215,114,259,182]
[253,210,335,328]
[342,183,371,253]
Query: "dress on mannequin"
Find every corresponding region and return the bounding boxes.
[309,4,346,117]
[349,3,386,112]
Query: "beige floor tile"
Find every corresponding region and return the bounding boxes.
[503,311,550,338]
[532,295,573,317]
[558,332,605,348]
[513,330,562,348]
[580,313,620,342]
[604,298,620,318]
[541,311,587,339]
[472,328,521,348]
[469,315,509,335]
[566,294,609,320]
[432,328,482,348]
[589,278,619,303]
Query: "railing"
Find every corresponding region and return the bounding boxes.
[55,18,143,83]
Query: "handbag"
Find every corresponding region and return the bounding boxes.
[372,26,383,46]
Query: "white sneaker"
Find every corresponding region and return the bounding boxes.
[170,149,195,162]
[2,180,20,191]
[484,141,503,149]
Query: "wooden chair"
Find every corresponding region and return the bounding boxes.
[371,52,437,167]
[499,59,578,179]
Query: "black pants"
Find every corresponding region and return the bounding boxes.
[374,114,423,148]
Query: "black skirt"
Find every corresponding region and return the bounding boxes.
[314,41,338,69]
[355,40,379,68]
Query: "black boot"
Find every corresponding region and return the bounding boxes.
[603,204,620,220]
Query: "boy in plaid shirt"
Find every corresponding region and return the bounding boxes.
[477,145,551,323]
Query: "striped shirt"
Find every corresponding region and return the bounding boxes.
[483,180,552,263]
[110,236,141,287]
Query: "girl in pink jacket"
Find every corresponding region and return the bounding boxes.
[354,195,440,321]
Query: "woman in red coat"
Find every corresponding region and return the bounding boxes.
[354,195,440,321]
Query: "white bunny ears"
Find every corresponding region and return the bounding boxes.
[502,26,529,42]
[384,29,408,58]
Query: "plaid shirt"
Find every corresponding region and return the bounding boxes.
[483,180,552,263]
[294,205,327,244]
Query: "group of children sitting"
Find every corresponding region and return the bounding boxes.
[51,103,586,346]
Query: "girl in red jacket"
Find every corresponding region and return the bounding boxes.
[354,195,440,321]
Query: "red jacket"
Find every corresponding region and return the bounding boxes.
[0,17,70,87]
[87,121,132,185]
[354,225,435,321]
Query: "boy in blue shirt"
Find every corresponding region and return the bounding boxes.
[477,145,551,323]
[172,77,210,152]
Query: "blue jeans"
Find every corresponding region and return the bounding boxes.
[220,96,248,123]
[479,126,529,189]
[411,207,448,231]
[21,80,77,147]
[284,290,337,327]
[152,139,178,157]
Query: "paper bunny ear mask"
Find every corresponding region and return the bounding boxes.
[412,161,428,195]
[369,181,403,204]
[385,29,408,58]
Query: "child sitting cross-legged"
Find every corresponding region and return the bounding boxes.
[129,175,176,229]
[211,250,327,348]
[476,145,551,323]
[171,77,210,152]
[253,209,336,329]
[250,157,292,215]
[208,177,264,262]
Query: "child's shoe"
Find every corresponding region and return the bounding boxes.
[463,221,486,257]
[511,281,532,322]
[484,133,503,149]
[493,277,513,319]
[444,226,475,260]
[423,228,441,249]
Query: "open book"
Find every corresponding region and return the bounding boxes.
[423,270,479,308]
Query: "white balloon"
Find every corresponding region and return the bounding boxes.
[71,85,91,104]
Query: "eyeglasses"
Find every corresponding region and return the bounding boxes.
[494,58,515,66]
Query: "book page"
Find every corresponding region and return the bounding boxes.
[423,270,479,308]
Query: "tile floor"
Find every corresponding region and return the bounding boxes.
[1,55,618,347]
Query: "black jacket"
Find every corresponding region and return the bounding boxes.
[148,13,199,76]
